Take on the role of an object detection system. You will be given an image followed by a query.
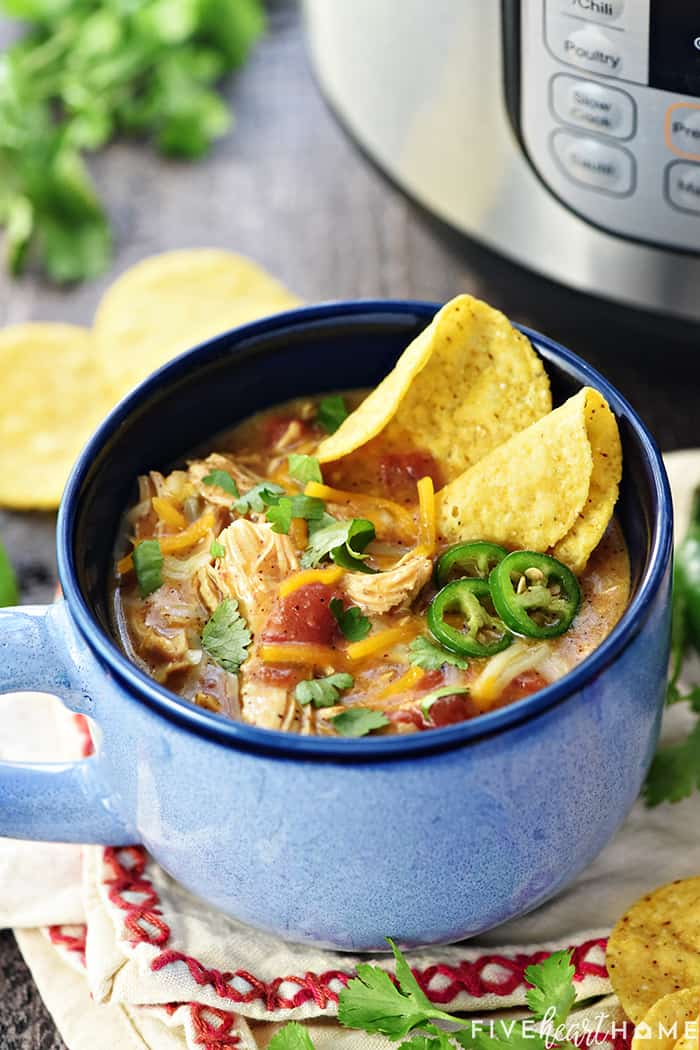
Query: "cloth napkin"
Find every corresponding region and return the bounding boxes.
[2,449,699,1050]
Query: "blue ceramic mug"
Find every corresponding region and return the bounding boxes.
[0,302,672,950]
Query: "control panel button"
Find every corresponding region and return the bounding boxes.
[666,104,700,161]
[559,0,625,28]
[547,19,625,76]
[551,130,635,194]
[666,162,700,214]
[550,75,635,138]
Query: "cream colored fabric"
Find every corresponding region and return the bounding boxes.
[0,449,698,1049]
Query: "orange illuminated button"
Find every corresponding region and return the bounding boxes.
[666,103,700,161]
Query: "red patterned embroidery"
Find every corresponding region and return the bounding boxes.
[103,846,170,947]
[47,924,87,967]
[189,1004,241,1049]
[102,845,611,1014]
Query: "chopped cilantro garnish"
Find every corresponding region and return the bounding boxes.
[295,672,354,708]
[266,494,325,534]
[210,539,225,559]
[267,1023,316,1050]
[288,453,322,486]
[234,482,285,515]
[202,470,240,498]
[408,636,469,672]
[201,598,251,673]
[330,597,371,642]
[525,949,576,1026]
[133,539,163,598]
[316,394,349,434]
[300,516,375,571]
[331,707,390,737]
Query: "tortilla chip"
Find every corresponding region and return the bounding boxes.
[316,295,551,480]
[94,250,301,394]
[672,1020,700,1050]
[631,990,700,1050]
[552,386,622,572]
[434,386,615,568]
[0,324,112,509]
[607,878,700,1024]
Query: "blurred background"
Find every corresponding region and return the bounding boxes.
[0,1,698,1044]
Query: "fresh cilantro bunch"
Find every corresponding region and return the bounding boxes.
[269,941,578,1050]
[0,0,264,281]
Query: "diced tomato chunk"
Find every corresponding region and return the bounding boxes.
[388,708,424,731]
[497,671,548,704]
[427,693,480,727]
[378,450,443,501]
[261,583,340,645]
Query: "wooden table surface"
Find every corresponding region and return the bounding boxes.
[0,1,698,1046]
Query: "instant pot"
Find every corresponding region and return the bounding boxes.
[304,0,700,323]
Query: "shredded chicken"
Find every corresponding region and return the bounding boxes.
[189,453,263,508]
[343,551,432,615]
[236,658,314,732]
[216,519,299,632]
[195,563,227,616]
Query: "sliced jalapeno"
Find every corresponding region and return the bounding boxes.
[434,540,508,588]
[489,551,581,639]
[427,578,512,658]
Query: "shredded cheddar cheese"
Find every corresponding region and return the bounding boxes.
[152,496,187,530]
[303,481,416,542]
[278,565,344,599]
[346,622,418,662]
[118,511,215,574]
[259,642,346,669]
[376,665,425,700]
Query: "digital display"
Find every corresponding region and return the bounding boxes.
[649,0,700,98]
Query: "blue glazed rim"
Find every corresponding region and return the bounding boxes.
[58,300,673,760]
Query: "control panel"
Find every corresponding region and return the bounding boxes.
[520,0,700,251]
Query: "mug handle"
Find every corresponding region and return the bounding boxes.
[0,602,133,844]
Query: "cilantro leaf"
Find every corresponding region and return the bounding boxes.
[235,482,285,515]
[202,470,240,498]
[267,1022,316,1050]
[338,938,456,1036]
[301,517,375,571]
[524,949,576,1026]
[316,394,348,434]
[330,597,371,642]
[331,518,377,573]
[201,598,251,673]
[295,672,354,708]
[266,495,326,535]
[133,539,163,598]
[408,636,469,672]
[0,537,19,608]
[331,707,390,738]
[266,497,294,535]
[644,719,700,806]
[399,1036,452,1050]
[210,539,225,559]
[288,453,322,486]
